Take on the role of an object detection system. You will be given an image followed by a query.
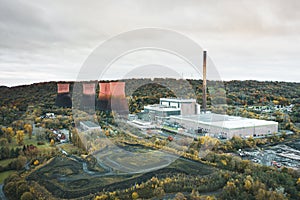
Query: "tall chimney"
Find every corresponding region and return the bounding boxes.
[202,51,207,113]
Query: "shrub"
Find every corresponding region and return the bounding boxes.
[20,191,34,200]
[4,182,16,198]
[37,141,45,145]
[17,182,29,199]
[132,191,139,199]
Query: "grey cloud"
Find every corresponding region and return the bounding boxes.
[0,0,299,86]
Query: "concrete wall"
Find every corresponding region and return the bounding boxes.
[181,102,197,115]
[228,124,278,138]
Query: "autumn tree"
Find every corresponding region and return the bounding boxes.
[50,138,55,146]
[16,130,25,145]
[297,178,300,185]
[20,191,34,200]
[2,127,15,143]
[94,194,108,200]
[132,191,139,199]
[244,179,252,191]
[12,120,25,130]
[24,124,33,139]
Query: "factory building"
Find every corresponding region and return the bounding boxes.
[160,98,201,115]
[143,105,181,121]
[139,98,201,122]
[128,51,279,139]
[170,113,278,139]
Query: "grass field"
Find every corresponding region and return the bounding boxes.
[59,143,80,154]
[7,136,54,153]
[0,158,15,167]
[0,170,16,184]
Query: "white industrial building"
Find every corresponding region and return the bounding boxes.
[143,105,181,121]
[141,98,201,121]
[131,97,279,139]
[170,113,278,139]
[159,98,201,115]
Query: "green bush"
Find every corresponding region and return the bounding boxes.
[20,191,34,200]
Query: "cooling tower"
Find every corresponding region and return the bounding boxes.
[97,81,128,114]
[110,82,128,115]
[83,83,96,95]
[80,83,96,110]
[55,83,72,108]
[98,82,112,111]
[110,82,126,98]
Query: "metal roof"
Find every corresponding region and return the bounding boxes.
[171,113,278,129]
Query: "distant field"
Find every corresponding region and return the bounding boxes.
[0,170,16,184]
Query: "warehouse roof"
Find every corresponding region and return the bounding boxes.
[144,104,181,112]
[160,98,196,103]
[170,113,278,129]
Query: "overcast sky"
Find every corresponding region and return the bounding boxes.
[0,0,299,87]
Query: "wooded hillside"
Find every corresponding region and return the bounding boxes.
[0,79,299,126]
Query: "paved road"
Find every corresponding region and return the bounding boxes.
[0,184,7,200]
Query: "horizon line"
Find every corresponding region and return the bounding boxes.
[1,78,299,88]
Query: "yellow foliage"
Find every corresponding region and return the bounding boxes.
[104,130,110,136]
[29,186,34,193]
[246,175,253,182]
[273,100,280,105]
[132,191,139,199]
[34,160,39,166]
[24,123,33,139]
[94,194,108,200]
[7,127,14,133]
[221,159,227,166]
[151,176,159,183]
[297,178,300,185]
[24,124,32,132]
[35,117,41,123]
[164,177,172,183]
[225,181,236,191]
[16,130,25,145]
[244,179,252,190]
[50,139,55,146]
[2,127,15,137]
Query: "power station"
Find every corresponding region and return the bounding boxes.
[54,50,279,139]
[128,51,278,139]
